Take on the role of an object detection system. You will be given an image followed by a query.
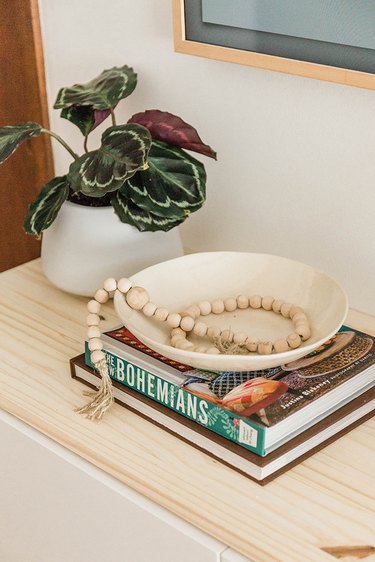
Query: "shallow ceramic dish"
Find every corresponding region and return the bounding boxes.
[114,252,348,371]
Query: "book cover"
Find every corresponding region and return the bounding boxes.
[85,341,267,454]
[234,328,375,426]
[71,354,375,484]
[85,326,375,455]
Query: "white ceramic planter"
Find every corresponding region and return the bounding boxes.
[41,201,184,296]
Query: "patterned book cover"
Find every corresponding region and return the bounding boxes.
[254,328,375,425]
[85,325,374,454]
[103,326,375,426]
[106,327,193,373]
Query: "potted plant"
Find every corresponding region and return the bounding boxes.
[0,65,216,295]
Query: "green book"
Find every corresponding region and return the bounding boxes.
[85,325,375,456]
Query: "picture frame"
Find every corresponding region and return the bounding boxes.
[172,0,375,90]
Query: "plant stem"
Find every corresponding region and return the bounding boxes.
[84,136,89,153]
[41,128,79,160]
[110,108,117,126]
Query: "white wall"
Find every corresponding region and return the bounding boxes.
[39,0,375,314]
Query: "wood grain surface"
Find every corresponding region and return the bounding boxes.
[0,260,374,562]
[0,0,54,272]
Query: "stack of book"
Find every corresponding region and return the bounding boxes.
[71,325,374,484]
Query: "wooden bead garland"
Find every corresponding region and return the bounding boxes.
[81,276,312,421]
[87,280,312,364]
[163,295,310,355]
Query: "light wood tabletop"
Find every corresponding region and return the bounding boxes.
[0,259,374,562]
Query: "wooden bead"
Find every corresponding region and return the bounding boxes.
[171,327,186,338]
[195,345,208,353]
[246,337,259,352]
[181,305,200,319]
[126,287,150,310]
[103,278,117,293]
[87,299,101,314]
[198,301,211,316]
[287,333,302,349]
[258,341,273,355]
[175,339,194,350]
[280,303,293,318]
[171,334,186,346]
[295,325,311,341]
[273,339,290,353]
[292,312,308,324]
[249,295,262,309]
[91,349,105,364]
[193,321,208,337]
[87,326,101,339]
[117,278,132,294]
[180,316,195,332]
[233,332,248,344]
[142,302,157,317]
[272,299,284,313]
[166,313,181,328]
[154,307,169,322]
[87,313,100,326]
[189,305,201,318]
[261,296,274,311]
[207,326,221,339]
[236,295,249,309]
[211,299,225,314]
[206,346,221,355]
[294,320,309,331]
[94,289,109,304]
[88,338,103,351]
[289,306,304,318]
[221,329,234,342]
[224,298,237,312]
[294,318,308,327]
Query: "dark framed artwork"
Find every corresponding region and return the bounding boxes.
[173,0,375,90]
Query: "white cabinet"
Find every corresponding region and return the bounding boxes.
[222,549,254,562]
[0,411,230,562]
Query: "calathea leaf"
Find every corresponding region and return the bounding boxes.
[67,124,152,197]
[54,65,137,110]
[128,110,216,159]
[24,176,69,236]
[60,106,112,137]
[111,189,184,232]
[0,122,42,164]
[123,140,206,219]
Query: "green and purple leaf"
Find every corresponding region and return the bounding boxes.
[54,65,137,110]
[112,189,184,232]
[60,106,112,137]
[0,122,42,164]
[123,140,206,219]
[128,110,216,160]
[24,176,69,236]
[67,124,152,197]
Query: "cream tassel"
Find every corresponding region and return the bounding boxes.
[76,359,114,421]
[76,277,121,420]
[77,276,137,420]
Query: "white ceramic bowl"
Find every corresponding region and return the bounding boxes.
[114,252,348,371]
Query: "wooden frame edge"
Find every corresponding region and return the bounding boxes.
[172,0,375,91]
[30,0,54,177]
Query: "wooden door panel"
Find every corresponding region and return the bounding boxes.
[0,0,53,271]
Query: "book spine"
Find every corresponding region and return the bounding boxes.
[85,342,266,455]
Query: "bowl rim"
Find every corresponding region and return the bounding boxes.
[114,251,349,367]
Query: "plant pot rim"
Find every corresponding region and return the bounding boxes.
[64,199,113,212]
